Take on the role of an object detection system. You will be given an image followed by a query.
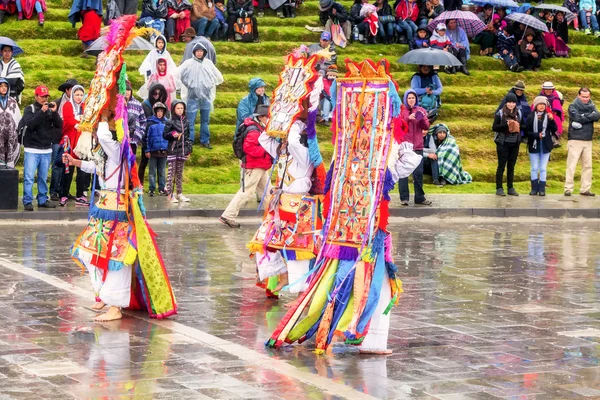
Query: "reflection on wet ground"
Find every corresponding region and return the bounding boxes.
[1,221,600,399]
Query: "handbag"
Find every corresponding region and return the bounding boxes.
[330,22,347,48]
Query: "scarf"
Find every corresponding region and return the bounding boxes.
[0,58,24,81]
[501,104,518,122]
[70,85,85,117]
[533,111,548,138]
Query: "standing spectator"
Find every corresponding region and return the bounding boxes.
[16,0,46,25]
[115,0,138,14]
[55,79,79,119]
[143,102,169,196]
[579,0,599,36]
[399,89,431,206]
[220,104,272,228]
[446,19,470,75]
[564,88,600,196]
[167,0,192,43]
[496,80,530,124]
[538,81,564,145]
[19,86,62,211]
[0,78,21,168]
[319,0,352,41]
[409,26,429,49]
[69,0,103,57]
[236,77,269,129]
[518,28,542,71]
[0,45,24,104]
[125,81,146,155]
[138,35,178,83]
[226,0,259,42]
[191,0,220,37]
[493,92,522,197]
[139,0,168,34]
[526,96,558,196]
[563,0,579,30]
[375,0,395,44]
[473,4,495,56]
[307,31,338,73]
[141,83,168,184]
[394,0,419,42]
[318,65,337,125]
[163,100,193,203]
[179,42,224,149]
[181,28,217,65]
[138,58,179,108]
[496,22,524,72]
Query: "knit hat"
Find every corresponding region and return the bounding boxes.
[326,64,338,77]
[533,96,548,109]
[513,80,526,91]
[319,0,334,11]
[436,23,447,31]
[542,81,555,90]
[434,125,448,135]
[125,80,132,91]
[505,93,518,104]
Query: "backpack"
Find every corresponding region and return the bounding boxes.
[232,120,258,160]
[233,17,254,42]
[17,105,35,145]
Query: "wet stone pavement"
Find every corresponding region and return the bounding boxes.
[0,221,600,399]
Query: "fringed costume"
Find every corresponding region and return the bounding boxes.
[247,47,329,298]
[266,59,421,354]
[70,16,177,319]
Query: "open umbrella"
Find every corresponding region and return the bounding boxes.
[85,36,155,56]
[427,10,487,37]
[505,12,549,32]
[471,0,519,9]
[398,48,463,67]
[532,4,576,23]
[0,37,24,56]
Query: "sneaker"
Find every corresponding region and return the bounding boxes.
[50,193,60,202]
[516,65,525,73]
[400,200,409,206]
[149,191,155,197]
[585,28,592,35]
[59,197,68,207]
[75,196,90,206]
[581,191,596,196]
[277,10,284,18]
[415,199,432,206]
[496,188,506,196]
[432,179,441,186]
[24,203,34,211]
[564,190,572,196]
[178,194,190,202]
[507,188,519,196]
[159,190,168,196]
[38,201,57,208]
[169,195,179,203]
[68,194,77,200]
[595,31,600,37]
[200,142,213,150]
[257,11,264,17]
[219,216,241,228]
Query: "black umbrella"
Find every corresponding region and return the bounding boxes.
[85,35,156,56]
[532,4,576,23]
[398,48,462,67]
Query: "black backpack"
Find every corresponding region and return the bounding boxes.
[232,121,260,160]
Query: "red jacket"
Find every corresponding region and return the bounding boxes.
[400,104,430,151]
[61,101,85,159]
[242,118,272,170]
[395,0,418,22]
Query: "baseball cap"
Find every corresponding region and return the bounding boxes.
[321,31,332,41]
[35,86,49,96]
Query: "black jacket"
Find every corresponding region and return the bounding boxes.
[568,97,600,141]
[493,108,522,145]
[141,0,168,19]
[526,111,558,154]
[20,102,63,150]
[319,2,350,25]
[227,0,253,17]
[350,2,364,24]
[162,100,192,157]
[142,83,169,118]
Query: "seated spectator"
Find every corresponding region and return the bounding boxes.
[394,0,419,42]
[443,0,460,12]
[144,102,169,196]
[115,0,138,15]
[319,65,337,125]
[0,45,24,104]
[69,0,103,57]
[139,0,168,35]
[375,0,395,44]
[0,0,17,24]
[167,0,192,42]
[579,0,599,36]
[518,28,541,71]
[319,0,352,44]
[227,0,260,42]
[429,23,457,74]
[411,65,442,122]
[409,26,429,49]
[351,0,377,44]
[419,84,439,112]
[563,0,579,30]
[191,0,220,37]
[274,0,297,19]
[446,19,470,75]
[236,77,270,128]
[214,0,229,39]
[308,31,337,73]
[430,123,472,185]
[138,35,178,82]
[551,11,570,57]
[543,13,569,57]
[473,4,495,56]
[538,81,564,145]
[493,6,506,30]
[496,22,524,72]
[422,122,441,186]
[16,0,46,25]
[526,96,558,196]
[417,0,443,28]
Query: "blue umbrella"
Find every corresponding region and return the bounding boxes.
[506,12,549,32]
[0,37,24,56]
[471,0,519,9]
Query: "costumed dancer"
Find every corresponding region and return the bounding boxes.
[67,15,177,322]
[247,46,330,299]
[266,59,421,354]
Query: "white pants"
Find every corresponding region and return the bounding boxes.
[256,251,310,293]
[86,261,132,308]
[287,260,310,294]
[360,277,391,351]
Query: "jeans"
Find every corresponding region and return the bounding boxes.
[23,151,51,205]
[16,0,42,13]
[579,10,599,31]
[496,142,520,189]
[378,21,395,39]
[139,17,166,36]
[50,143,62,196]
[529,151,551,181]
[501,51,518,68]
[320,98,332,121]
[423,157,439,181]
[148,156,167,192]
[192,17,220,37]
[187,96,211,144]
[396,19,418,40]
[399,150,425,202]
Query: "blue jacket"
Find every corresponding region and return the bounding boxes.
[235,77,270,128]
[68,0,103,26]
[144,116,169,153]
[580,0,596,13]
[410,72,443,96]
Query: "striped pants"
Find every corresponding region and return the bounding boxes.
[166,158,185,196]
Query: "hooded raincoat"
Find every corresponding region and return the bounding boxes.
[0,54,24,103]
[138,57,179,108]
[178,42,223,110]
[0,78,21,167]
[138,35,178,81]
[401,89,430,151]
[235,78,270,128]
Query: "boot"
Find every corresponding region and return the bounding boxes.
[538,181,546,196]
[81,43,89,58]
[18,11,23,20]
[0,10,5,24]
[38,11,44,26]
[459,57,470,75]
[529,179,539,196]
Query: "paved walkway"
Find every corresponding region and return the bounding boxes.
[1,221,600,399]
[4,194,600,220]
